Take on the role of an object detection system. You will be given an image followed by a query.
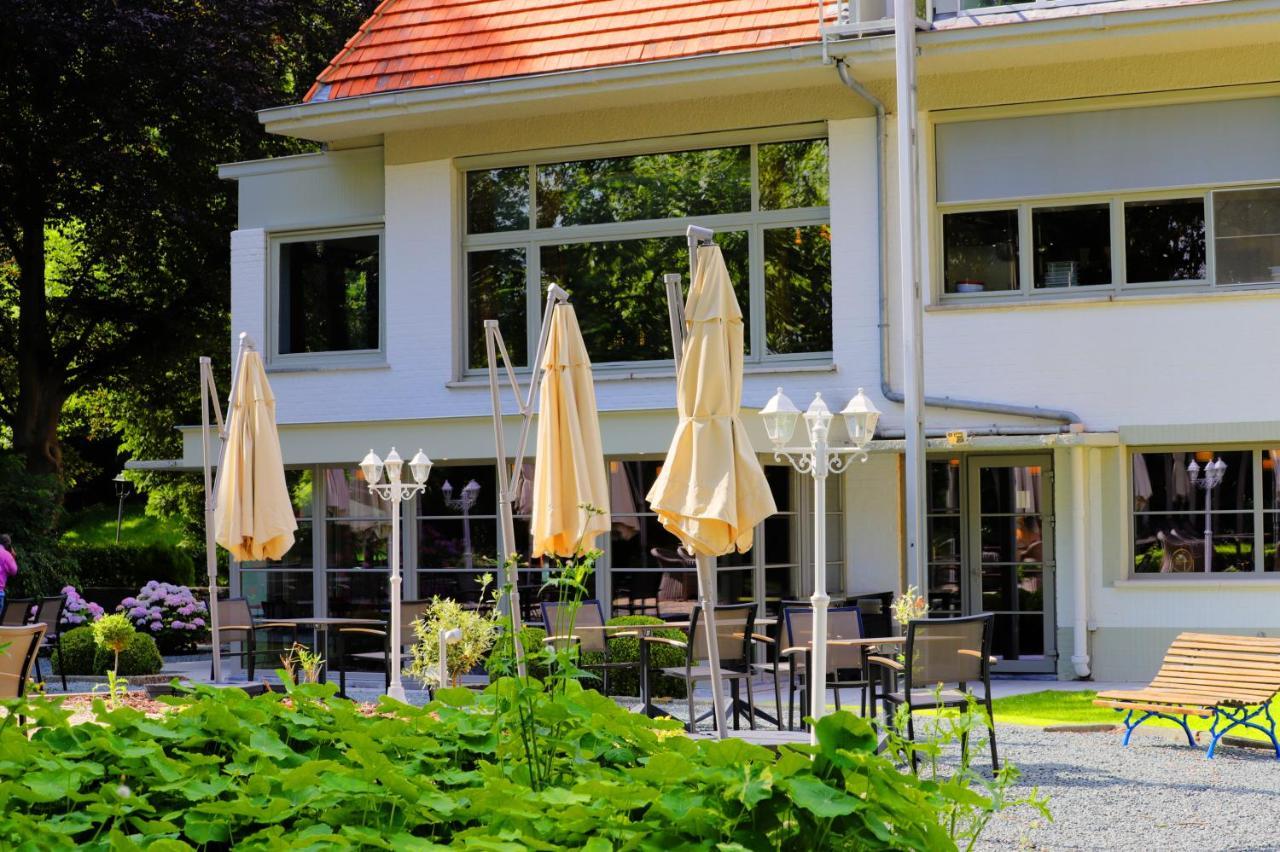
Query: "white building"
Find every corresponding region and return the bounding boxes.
[190,0,1280,680]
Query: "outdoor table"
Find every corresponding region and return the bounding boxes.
[266,616,385,689]
[784,636,906,731]
[566,622,688,718]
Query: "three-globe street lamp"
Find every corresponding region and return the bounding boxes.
[441,479,482,570]
[360,447,433,701]
[1188,456,1227,573]
[760,387,880,741]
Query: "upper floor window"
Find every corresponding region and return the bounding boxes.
[939,187,1280,300]
[461,131,831,370]
[1132,448,1280,575]
[272,229,383,364]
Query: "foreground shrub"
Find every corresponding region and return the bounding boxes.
[50,626,96,675]
[407,587,499,687]
[117,581,208,653]
[0,680,1036,850]
[51,626,162,676]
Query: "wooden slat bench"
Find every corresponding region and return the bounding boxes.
[1094,632,1280,758]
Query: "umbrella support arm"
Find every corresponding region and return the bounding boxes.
[484,286,569,678]
[199,332,253,685]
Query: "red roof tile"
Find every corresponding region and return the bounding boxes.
[305,0,820,102]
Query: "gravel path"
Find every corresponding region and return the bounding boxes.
[970,724,1280,851]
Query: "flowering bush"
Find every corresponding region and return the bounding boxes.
[118,581,209,654]
[60,585,104,627]
[891,584,930,629]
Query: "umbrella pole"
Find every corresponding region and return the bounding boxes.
[200,357,222,684]
[484,287,571,680]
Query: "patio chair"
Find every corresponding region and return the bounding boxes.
[337,599,429,693]
[655,603,763,732]
[212,597,297,681]
[868,613,998,771]
[29,595,67,690]
[0,598,33,626]
[0,623,47,699]
[1094,632,1280,759]
[540,599,640,696]
[776,606,870,730]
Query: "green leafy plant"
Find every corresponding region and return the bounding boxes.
[50,626,96,676]
[407,574,500,687]
[90,613,135,675]
[280,642,324,685]
[90,632,162,677]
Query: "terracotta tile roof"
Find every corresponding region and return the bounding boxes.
[306,0,821,102]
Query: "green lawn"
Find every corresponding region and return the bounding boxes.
[60,503,186,548]
[991,689,1279,744]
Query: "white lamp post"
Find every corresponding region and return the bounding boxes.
[1187,456,1227,573]
[761,387,880,742]
[360,447,433,701]
[442,479,482,570]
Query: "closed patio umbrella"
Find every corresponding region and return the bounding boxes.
[647,244,776,737]
[530,303,610,560]
[210,341,297,680]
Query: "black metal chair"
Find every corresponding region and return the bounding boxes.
[868,613,999,771]
[0,598,33,627]
[854,595,895,640]
[539,599,641,696]
[656,604,763,732]
[0,623,47,700]
[212,597,297,681]
[778,605,870,729]
[30,595,67,690]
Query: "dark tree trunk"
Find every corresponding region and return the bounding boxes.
[11,204,65,477]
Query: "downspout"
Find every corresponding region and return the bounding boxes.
[832,58,1083,427]
[1069,444,1092,678]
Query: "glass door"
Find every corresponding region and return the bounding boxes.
[926,454,1057,674]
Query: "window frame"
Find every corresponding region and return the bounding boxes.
[267,225,387,370]
[936,183,1280,303]
[1128,446,1280,579]
[457,125,833,377]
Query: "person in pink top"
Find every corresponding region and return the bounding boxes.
[0,534,18,614]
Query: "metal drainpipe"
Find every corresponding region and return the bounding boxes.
[1070,445,1092,678]
[832,58,1084,428]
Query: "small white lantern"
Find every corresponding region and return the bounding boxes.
[1187,458,1201,483]
[360,449,384,485]
[803,393,833,443]
[840,388,881,450]
[409,450,433,485]
[760,387,801,446]
[384,447,403,483]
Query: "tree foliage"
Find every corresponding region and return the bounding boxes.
[0,0,376,479]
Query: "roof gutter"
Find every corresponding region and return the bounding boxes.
[260,43,832,140]
[833,58,1081,427]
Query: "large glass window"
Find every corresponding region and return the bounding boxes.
[942,210,1019,294]
[276,233,380,356]
[416,465,500,605]
[240,469,315,623]
[463,134,831,369]
[1132,449,1268,574]
[324,467,390,620]
[1213,187,1280,285]
[935,183,1280,299]
[1032,204,1111,288]
[1123,198,1206,284]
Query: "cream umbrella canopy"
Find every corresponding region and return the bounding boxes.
[209,341,297,681]
[530,303,610,559]
[647,244,777,737]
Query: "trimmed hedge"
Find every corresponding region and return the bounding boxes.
[66,543,196,589]
[52,626,164,676]
[582,615,687,699]
[488,625,549,680]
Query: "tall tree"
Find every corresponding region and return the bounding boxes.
[0,0,375,475]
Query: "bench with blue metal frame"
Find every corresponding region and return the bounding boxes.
[1094,632,1280,759]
